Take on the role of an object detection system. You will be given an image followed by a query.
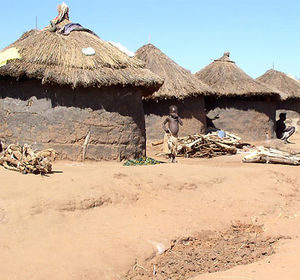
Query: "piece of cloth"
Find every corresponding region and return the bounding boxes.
[123,157,163,166]
[163,133,178,156]
[52,2,69,25]
[60,22,97,36]
[42,2,69,31]
[0,47,21,67]
[281,126,295,141]
[61,23,83,34]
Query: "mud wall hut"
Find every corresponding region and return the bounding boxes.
[0,5,162,161]
[135,44,214,140]
[195,52,283,141]
[257,69,300,133]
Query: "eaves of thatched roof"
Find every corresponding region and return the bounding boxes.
[0,21,163,93]
[256,69,300,100]
[135,44,214,101]
[195,52,284,99]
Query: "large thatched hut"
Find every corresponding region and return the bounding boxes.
[135,44,214,140]
[195,52,283,141]
[0,5,162,160]
[257,69,300,133]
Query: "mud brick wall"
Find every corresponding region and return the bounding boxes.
[205,97,277,141]
[0,78,146,160]
[143,97,206,140]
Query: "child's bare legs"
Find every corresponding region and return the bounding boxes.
[172,155,176,163]
[169,153,176,163]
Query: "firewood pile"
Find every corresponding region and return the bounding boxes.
[177,132,249,158]
[243,146,300,165]
[0,143,56,174]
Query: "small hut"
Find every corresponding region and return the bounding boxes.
[0,4,162,160]
[195,52,283,141]
[135,44,214,140]
[257,69,300,133]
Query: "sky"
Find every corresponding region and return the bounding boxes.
[1,0,299,79]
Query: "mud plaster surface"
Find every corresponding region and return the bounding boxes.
[144,97,206,140]
[0,79,146,160]
[205,98,277,141]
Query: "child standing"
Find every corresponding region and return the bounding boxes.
[162,105,183,163]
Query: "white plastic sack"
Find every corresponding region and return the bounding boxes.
[82,47,95,56]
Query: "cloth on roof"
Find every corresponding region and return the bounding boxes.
[42,2,69,31]
[51,2,69,25]
[0,47,21,67]
[60,22,97,36]
[123,157,163,166]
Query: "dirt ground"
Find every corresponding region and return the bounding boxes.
[0,134,299,280]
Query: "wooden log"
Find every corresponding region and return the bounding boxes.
[243,146,300,165]
[151,140,163,146]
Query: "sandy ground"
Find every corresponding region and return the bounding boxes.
[0,134,299,280]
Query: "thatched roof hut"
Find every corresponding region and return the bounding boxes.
[257,69,300,134]
[135,44,214,139]
[0,4,163,160]
[257,69,300,99]
[194,52,283,140]
[136,43,213,100]
[195,52,282,98]
[0,21,162,92]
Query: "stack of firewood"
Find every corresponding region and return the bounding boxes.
[243,146,300,165]
[0,143,56,174]
[176,132,248,158]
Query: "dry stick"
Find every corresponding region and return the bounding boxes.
[151,140,163,146]
[82,130,91,161]
[133,263,146,271]
[153,264,157,276]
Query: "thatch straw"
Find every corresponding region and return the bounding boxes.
[257,69,300,100]
[195,52,283,98]
[0,20,163,91]
[135,44,214,100]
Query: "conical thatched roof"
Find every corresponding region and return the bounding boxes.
[0,10,162,92]
[135,44,214,100]
[256,69,300,99]
[195,52,283,98]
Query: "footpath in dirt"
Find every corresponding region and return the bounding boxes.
[0,137,299,280]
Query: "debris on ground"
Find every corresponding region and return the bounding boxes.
[123,157,164,166]
[123,222,285,280]
[0,143,56,174]
[176,131,249,158]
[243,146,300,165]
[151,140,164,146]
